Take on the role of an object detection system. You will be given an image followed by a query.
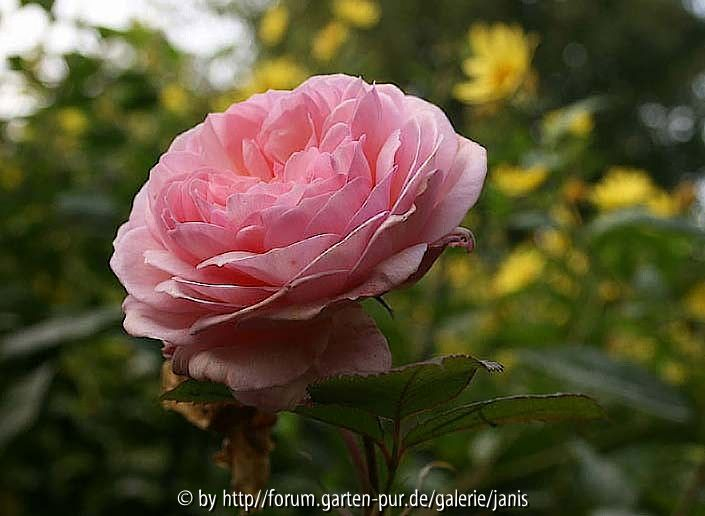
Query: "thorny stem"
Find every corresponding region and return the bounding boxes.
[340,429,371,493]
[363,436,380,494]
[379,419,403,516]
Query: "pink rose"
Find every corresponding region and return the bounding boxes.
[111,74,486,410]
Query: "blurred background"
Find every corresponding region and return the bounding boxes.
[1,0,705,514]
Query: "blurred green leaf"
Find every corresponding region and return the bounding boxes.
[521,346,691,421]
[294,404,384,442]
[572,440,637,508]
[0,364,54,449]
[1,306,122,360]
[307,355,503,420]
[586,210,705,241]
[160,379,234,403]
[403,394,604,448]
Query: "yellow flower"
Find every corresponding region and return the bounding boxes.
[661,360,687,385]
[607,332,656,363]
[492,246,545,296]
[57,107,88,135]
[590,166,681,217]
[547,270,579,297]
[550,204,580,226]
[242,57,308,96]
[259,4,289,46]
[569,110,594,136]
[543,104,595,140]
[646,189,679,217]
[332,0,380,29]
[589,167,656,212]
[159,84,189,114]
[566,250,589,275]
[685,282,705,320]
[312,21,350,62]
[598,280,621,302]
[668,322,703,358]
[492,163,549,197]
[445,255,491,304]
[454,23,537,104]
[537,229,569,257]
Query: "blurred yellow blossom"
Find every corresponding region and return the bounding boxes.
[454,23,537,104]
[569,110,594,136]
[259,4,289,46]
[543,105,595,140]
[607,332,656,363]
[685,282,705,320]
[332,0,380,29]
[547,270,579,297]
[646,189,679,217]
[446,255,491,304]
[492,246,545,296]
[312,21,350,61]
[668,322,703,358]
[159,84,189,114]
[492,163,548,197]
[598,280,622,302]
[589,167,655,211]
[537,229,569,257]
[241,57,308,97]
[661,360,687,385]
[567,249,589,275]
[57,107,88,135]
[550,204,580,226]
[590,166,682,217]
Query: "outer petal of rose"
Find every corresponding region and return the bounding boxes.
[233,375,314,412]
[177,303,389,410]
[197,233,340,286]
[231,243,429,324]
[313,302,391,376]
[404,227,475,286]
[187,215,394,331]
[122,295,201,345]
[110,226,194,313]
[418,136,487,243]
[172,313,334,404]
[166,277,277,306]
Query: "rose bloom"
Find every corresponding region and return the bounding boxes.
[111,74,486,410]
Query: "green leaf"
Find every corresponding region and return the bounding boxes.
[521,346,690,422]
[160,379,235,403]
[0,364,54,449]
[1,306,122,360]
[294,404,384,442]
[586,209,705,241]
[307,355,503,420]
[403,393,605,448]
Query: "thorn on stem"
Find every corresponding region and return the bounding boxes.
[374,296,394,318]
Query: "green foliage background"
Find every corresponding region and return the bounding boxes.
[1,1,705,515]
